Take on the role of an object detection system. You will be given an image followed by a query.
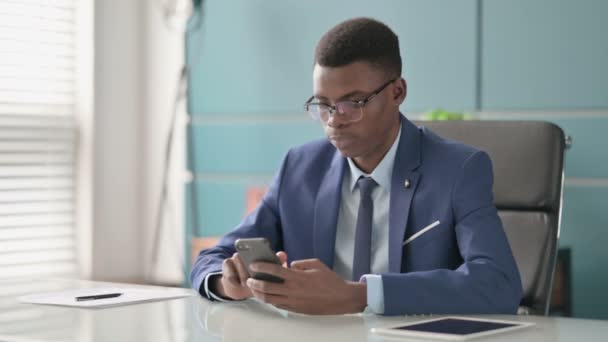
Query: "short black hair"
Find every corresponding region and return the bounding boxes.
[314,17,402,77]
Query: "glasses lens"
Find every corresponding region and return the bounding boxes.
[306,102,364,122]
[336,102,363,122]
[306,104,329,121]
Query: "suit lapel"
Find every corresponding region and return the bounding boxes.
[313,151,346,268]
[388,117,422,273]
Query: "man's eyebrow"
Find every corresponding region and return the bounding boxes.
[312,89,368,102]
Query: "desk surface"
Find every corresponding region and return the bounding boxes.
[1,278,607,342]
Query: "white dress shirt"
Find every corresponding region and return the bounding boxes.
[333,127,401,313]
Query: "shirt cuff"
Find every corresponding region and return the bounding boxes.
[361,274,385,314]
[203,272,233,302]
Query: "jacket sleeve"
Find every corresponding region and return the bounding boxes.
[381,151,523,315]
[189,151,290,298]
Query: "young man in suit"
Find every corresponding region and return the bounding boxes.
[190,17,522,315]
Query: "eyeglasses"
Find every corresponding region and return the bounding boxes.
[304,78,396,123]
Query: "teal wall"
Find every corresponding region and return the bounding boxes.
[482,0,608,109]
[186,0,478,114]
[480,0,608,320]
[185,0,608,319]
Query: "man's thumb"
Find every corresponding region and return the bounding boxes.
[276,251,288,267]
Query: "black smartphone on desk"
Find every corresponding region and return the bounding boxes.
[234,238,284,283]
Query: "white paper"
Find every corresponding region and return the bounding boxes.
[17,286,194,308]
[0,336,47,342]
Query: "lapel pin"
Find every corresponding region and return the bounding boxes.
[404,179,411,188]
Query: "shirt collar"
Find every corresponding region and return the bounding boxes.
[347,126,402,192]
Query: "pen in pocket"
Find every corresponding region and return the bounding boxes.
[403,220,441,246]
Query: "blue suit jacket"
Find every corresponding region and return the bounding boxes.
[190,116,523,315]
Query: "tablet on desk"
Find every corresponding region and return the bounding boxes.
[371,317,534,340]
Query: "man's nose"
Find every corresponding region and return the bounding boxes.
[325,110,348,128]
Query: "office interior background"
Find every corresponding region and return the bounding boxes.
[1,0,606,332]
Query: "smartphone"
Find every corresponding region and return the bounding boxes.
[234,238,284,283]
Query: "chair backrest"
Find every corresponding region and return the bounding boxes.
[414,120,566,315]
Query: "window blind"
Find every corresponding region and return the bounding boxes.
[0,0,80,338]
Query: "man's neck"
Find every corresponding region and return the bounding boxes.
[353,117,401,174]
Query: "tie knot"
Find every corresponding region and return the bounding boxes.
[357,177,377,197]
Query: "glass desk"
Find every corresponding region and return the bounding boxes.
[1,278,607,341]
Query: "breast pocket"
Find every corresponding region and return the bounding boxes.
[403,220,442,248]
[402,220,457,271]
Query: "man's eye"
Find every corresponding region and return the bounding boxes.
[344,100,364,107]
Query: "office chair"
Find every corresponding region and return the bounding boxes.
[414,120,566,316]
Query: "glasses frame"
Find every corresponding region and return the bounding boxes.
[304,78,396,122]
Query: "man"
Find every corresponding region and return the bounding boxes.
[190,17,522,316]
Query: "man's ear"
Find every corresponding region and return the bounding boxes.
[393,78,407,106]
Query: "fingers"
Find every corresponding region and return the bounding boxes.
[250,288,288,306]
[232,253,250,286]
[276,251,288,267]
[220,256,254,300]
[222,258,242,288]
[246,278,288,296]
[290,258,325,271]
[275,304,292,311]
[250,262,291,280]
[222,253,251,287]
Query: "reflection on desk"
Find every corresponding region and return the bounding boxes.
[2,278,608,342]
[196,299,375,342]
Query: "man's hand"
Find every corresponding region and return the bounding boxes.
[246,258,367,315]
[212,252,288,300]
